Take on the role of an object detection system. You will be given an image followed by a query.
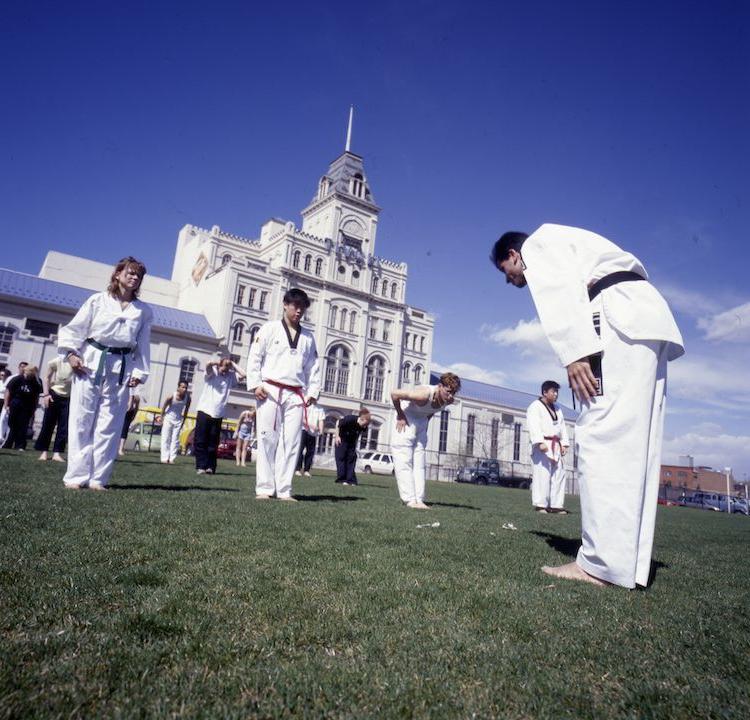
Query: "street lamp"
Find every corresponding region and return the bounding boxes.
[724,467,732,514]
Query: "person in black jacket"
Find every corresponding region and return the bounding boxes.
[3,365,42,450]
[334,408,371,485]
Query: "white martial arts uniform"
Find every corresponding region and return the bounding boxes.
[522,224,683,588]
[58,292,152,489]
[391,385,442,504]
[526,398,570,510]
[246,320,321,498]
[161,392,189,463]
[0,376,9,445]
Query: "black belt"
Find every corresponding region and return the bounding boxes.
[588,271,645,301]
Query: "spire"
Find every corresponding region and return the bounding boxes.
[345,105,353,152]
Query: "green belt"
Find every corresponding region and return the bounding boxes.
[86,338,132,386]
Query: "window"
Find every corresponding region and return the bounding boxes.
[329,305,338,327]
[439,410,449,452]
[352,173,364,198]
[371,276,378,294]
[401,362,411,383]
[259,291,268,311]
[315,258,323,276]
[325,345,350,395]
[340,308,348,332]
[232,322,244,344]
[420,337,425,353]
[413,335,418,350]
[236,285,246,305]
[24,319,58,338]
[513,423,521,461]
[249,326,261,344]
[490,418,499,459]
[338,265,345,276]
[222,253,232,266]
[414,365,423,384]
[0,324,16,354]
[352,270,359,287]
[382,320,391,343]
[391,282,398,300]
[293,250,301,269]
[349,312,357,334]
[364,356,386,402]
[404,332,410,349]
[304,254,312,272]
[466,414,476,457]
[382,280,388,295]
[248,288,257,307]
[501,413,514,425]
[360,420,381,451]
[179,358,198,385]
[369,317,378,340]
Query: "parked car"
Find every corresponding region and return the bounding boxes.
[356,451,395,476]
[123,422,162,452]
[677,492,748,514]
[217,435,256,461]
[455,459,531,489]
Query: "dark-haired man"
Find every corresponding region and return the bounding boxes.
[492,224,684,588]
[526,380,569,514]
[334,408,371,486]
[247,288,320,501]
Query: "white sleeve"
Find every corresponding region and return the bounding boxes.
[246,324,269,391]
[129,305,153,382]
[526,402,544,446]
[57,293,97,356]
[304,336,321,399]
[522,227,602,367]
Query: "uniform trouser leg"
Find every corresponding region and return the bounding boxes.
[575,316,668,589]
[549,462,566,510]
[168,417,181,461]
[531,449,553,507]
[393,440,416,502]
[64,373,129,488]
[255,386,303,497]
[161,417,180,462]
[194,411,211,470]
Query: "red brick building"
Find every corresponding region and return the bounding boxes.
[660,464,737,494]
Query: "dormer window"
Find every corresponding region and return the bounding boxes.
[351,173,365,199]
[318,176,330,199]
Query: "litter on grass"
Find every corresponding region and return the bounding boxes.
[416,522,440,529]
[502,523,518,530]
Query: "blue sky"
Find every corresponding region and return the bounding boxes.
[1,1,748,479]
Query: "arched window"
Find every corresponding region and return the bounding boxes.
[420,337,425,353]
[364,355,386,402]
[402,362,411,384]
[340,308,348,332]
[292,250,301,268]
[329,305,338,327]
[349,312,357,334]
[315,258,323,276]
[391,282,398,300]
[222,253,232,266]
[318,176,330,199]
[360,419,381,451]
[414,365,423,384]
[325,345,350,395]
[232,322,244,344]
[304,254,312,272]
[382,279,388,295]
[179,358,198,385]
[249,325,261,345]
[371,276,378,294]
[352,173,364,198]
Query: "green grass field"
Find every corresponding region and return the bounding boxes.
[1,450,748,719]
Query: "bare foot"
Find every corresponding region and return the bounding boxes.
[52,454,65,462]
[277,496,298,503]
[541,562,609,587]
[256,494,272,501]
[407,501,430,510]
[38,452,48,461]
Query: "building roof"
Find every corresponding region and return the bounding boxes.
[0,268,217,339]
[430,371,577,417]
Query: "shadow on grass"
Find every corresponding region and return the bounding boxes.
[429,501,481,510]
[645,559,669,587]
[530,531,581,558]
[295,494,366,503]
[109,484,240,493]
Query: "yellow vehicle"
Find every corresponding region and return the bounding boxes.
[132,406,238,455]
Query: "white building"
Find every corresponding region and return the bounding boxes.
[0,130,577,487]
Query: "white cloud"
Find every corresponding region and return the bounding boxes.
[697,301,750,343]
[431,360,508,387]
[660,284,723,319]
[480,318,554,358]
[669,353,750,408]
[663,429,750,481]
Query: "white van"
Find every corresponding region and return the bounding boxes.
[356,451,395,476]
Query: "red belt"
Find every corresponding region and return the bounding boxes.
[265,379,309,431]
[544,435,561,458]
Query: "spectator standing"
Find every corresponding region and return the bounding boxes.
[0,368,12,445]
[3,365,41,450]
[234,408,255,467]
[35,357,73,461]
[334,409,371,486]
